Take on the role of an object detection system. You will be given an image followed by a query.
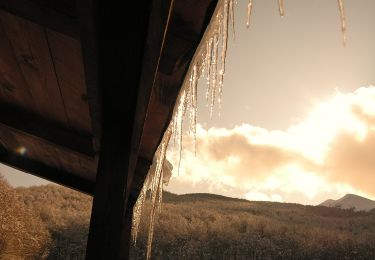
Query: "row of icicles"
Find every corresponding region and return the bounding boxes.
[131,0,348,259]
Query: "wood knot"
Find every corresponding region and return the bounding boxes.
[21,54,38,70]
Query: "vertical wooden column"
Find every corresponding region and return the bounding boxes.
[79,1,152,259]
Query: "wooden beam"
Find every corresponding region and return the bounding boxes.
[81,0,153,259]
[0,103,95,157]
[138,0,218,161]
[77,0,102,152]
[0,0,79,38]
[0,147,95,195]
[125,0,172,210]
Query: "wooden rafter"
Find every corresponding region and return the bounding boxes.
[0,103,95,157]
[0,147,95,194]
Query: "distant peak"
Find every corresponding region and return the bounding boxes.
[343,193,358,198]
[341,194,372,201]
[320,193,375,212]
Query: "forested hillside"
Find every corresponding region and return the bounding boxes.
[1,176,375,259]
[0,176,50,259]
[16,184,92,259]
[132,193,375,259]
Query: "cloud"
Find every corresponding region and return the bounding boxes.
[166,86,375,204]
[245,191,283,202]
[324,130,375,196]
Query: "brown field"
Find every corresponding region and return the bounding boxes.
[1,176,375,259]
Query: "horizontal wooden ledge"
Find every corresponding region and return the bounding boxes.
[0,103,95,158]
[0,147,95,195]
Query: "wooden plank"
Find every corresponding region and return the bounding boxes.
[77,0,102,152]
[10,129,97,181]
[0,0,79,38]
[11,131,61,170]
[46,29,92,133]
[0,11,69,126]
[0,103,95,157]
[0,124,96,192]
[0,147,95,195]
[0,17,35,111]
[137,0,218,165]
[0,150,95,194]
[54,147,97,181]
[0,126,21,152]
[125,0,172,208]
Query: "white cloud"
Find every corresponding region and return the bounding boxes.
[245,191,283,202]
[166,86,375,204]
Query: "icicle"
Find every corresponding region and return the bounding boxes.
[205,38,213,103]
[278,0,284,17]
[132,0,236,258]
[146,128,172,260]
[131,175,148,244]
[229,0,236,40]
[337,0,347,46]
[190,65,198,155]
[175,88,188,175]
[218,0,230,110]
[210,33,219,118]
[246,0,253,28]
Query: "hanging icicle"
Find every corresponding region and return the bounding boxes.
[229,0,236,40]
[131,1,236,258]
[246,0,253,28]
[131,174,149,244]
[278,0,284,17]
[145,128,171,260]
[337,0,347,46]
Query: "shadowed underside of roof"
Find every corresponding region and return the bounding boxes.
[0,0,217,258]
[0,0,216,194]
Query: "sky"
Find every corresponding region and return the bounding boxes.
[2,0,375,205]
[164,0,375,205]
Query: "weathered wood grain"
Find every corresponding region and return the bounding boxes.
[0,16,35,111]
[0,11,68,126]
[47,29,92,133]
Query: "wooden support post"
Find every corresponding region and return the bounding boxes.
[80,0,152,259]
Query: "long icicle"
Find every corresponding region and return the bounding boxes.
[229,0,236,40]
[133,1,236,255]
[278,0,284,17]
[176,88,188,175]
[246,0,253,28]
[205,38,213,104]
[146,129,172,260]
[218,0,230,110]
[131,174,149,244]
[190,65,198,155]
[337,0,347,46]
[210,33,219,118]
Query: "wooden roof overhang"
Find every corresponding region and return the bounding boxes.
[0,0,217,257]
[0,0,217,193]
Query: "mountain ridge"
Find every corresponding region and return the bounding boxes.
[320,193,375,211]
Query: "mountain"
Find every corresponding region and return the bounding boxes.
[163,191,248,203]
[320,194,375,211]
